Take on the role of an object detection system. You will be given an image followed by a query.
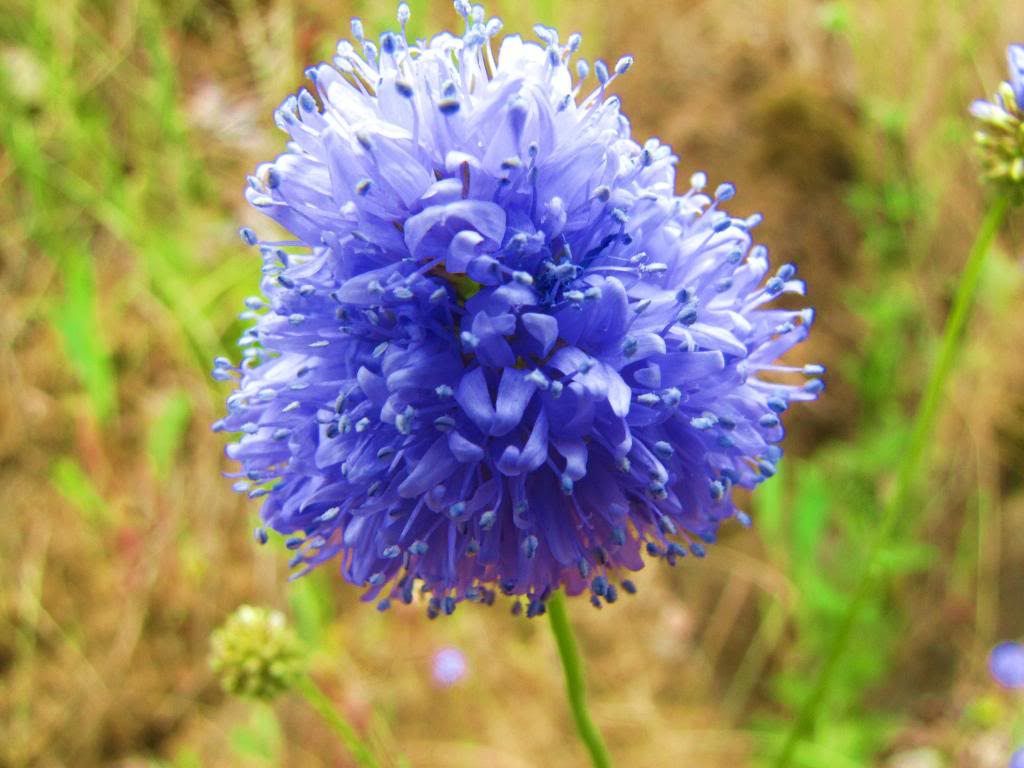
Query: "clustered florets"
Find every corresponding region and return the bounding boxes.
[971,44,1024,198]
[214,2,821,617]
[209,605,305,699]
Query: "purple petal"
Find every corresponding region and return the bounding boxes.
[492,369,537,436]
[404,200,506,259]
[552,438,588,480]
[522,312,559,357]
[455,367,494,434]
[496,409,549,475]
[448,431,485,463]
[1008,44,1024,104]
[447,230,485,272]
[398,437,458,498]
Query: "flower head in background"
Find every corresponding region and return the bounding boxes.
[214,2,820,617]
[989,641,1024,689]
[971,44,1024,197]
[210,605,305,699]
[1012,748,1024,768]
[431,646,468,687]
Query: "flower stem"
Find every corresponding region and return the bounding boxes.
[296,674,380,768]
[772,195,1010,768]
[547,590,613,768]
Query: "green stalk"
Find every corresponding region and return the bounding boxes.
[773,195,1010,768]
[296,675,381,768]
[547,590,613,768]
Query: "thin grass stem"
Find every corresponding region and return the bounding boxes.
[296,675,381,768]
[772,195,1010,767]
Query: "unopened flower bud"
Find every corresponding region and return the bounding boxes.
[209,605,305,700]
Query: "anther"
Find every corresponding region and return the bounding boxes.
[409,540,429,555]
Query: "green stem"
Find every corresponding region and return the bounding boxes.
[547,590,613,768]
[296,675,380,768]
[773,195,1010,768]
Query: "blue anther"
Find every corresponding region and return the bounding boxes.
[409,540,429,555]
[298,90,317,113]
[715,182,736,201]
[709,480,725,500]
[479,509,497,531]
[522,534,539,559]
[653,441,674,460]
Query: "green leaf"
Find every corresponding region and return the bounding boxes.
[53,248,118,423]
[288,569,333,647]
[51,456,112,529]
[790,464,831,583]
[146,390,193,480]
[755,463,785,557]
[229,703,282,764]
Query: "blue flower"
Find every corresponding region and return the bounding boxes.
[1013,748,1024,768]
[971,44,1024,194]
[990,641,1024,689]
[214,2,820,616]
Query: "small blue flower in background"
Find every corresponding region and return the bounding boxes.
[971,44,1024,194]
[1011,748,1024,768]
[214,2,820,616]
[432,646,468,687]
[989,641,1024,689]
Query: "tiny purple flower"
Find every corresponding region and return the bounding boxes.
[1011,748,1024,768]
[990,641,1024,689]
[214,2,820,615]
[432,646,468,687]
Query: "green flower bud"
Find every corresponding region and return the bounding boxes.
[209,605,305,700]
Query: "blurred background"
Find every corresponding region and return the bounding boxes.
[2,0,1024,766]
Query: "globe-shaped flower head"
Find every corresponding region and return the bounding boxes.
[214,2,821,617]
[971,44,1024,198]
